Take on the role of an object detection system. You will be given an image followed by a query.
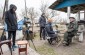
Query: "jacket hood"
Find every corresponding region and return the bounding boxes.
[10,4,17,10]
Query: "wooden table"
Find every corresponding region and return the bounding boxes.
[17,40,28,55]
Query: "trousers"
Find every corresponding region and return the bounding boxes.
[40,27,45,39]
[8,31,16,46]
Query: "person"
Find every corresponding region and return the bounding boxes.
[5,4,18,48]
[22,19,34,45]
[63,17,78,46]
[55,25,59,33]
[39,13,46,40]
[22,24,34,41]
[45,19,57,44]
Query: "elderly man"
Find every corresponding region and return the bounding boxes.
[63,17,78,46]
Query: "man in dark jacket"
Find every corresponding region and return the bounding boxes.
[39,13,46,40]
[5,4,17,48]
[45,19,57,44]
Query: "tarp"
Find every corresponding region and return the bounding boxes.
[17,19,24,30]
[5,19,24,31]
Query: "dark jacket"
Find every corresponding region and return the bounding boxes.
[5,4,17,31]
[39,16,46,27]
[45,22,56,38]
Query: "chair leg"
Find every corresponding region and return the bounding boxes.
[9,48,12,55]
[0,52,1,55]
[19,49,20,55]
[26,44,27,55]
[1,47,3,54]
[8,42,12,55]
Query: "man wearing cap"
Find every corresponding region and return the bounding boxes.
[5,4,17,48]
[63,17,78,46]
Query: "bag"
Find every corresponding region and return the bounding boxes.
[0,35,6,41]
[0,29,7,41]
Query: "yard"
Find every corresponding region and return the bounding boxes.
[29,25,85,55]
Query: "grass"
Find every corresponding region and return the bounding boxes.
[30,32,57,55]
[36,45,56,55]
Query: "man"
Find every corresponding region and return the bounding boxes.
[5,4,17,48]
[45,19,57,44]
[39,13,46,40]
[63,17,78,46]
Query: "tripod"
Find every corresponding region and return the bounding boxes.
[22,29,37,51]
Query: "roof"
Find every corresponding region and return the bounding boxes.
[49,0,63,9]
[49,0,85,13]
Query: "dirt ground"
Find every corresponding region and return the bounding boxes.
[30,26,85,55]
[1,26,85,55]
[32,34,85,55]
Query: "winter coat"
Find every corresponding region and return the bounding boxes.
[39,16,46,27]
[67,21,78,35]
[5,4,17,31]
[45,22,56,38]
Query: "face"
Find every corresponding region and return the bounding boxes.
[70,18,75,22]
[48,19,53,23]
[13,8,16,12]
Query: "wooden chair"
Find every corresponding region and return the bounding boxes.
[0,40,12,55]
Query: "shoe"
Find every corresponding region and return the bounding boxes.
[43,37,46,40]
[12,45,18,48]
[40,38,42,40]
[63,41,68,46]
[63,41,67,44]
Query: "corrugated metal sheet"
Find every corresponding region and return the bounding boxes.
[49,0,85,13]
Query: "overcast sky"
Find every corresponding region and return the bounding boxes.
[0,0,84,21]
[0,0,56,14]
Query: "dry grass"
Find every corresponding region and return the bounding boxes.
[30,33,57,55]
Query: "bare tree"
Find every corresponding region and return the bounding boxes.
[21,9,26,17]
[0,5,4,23]
[27,7,39,37]
[27,7,38,19]
[45,9,58,19]
[40,1,48,13]
[40,1,57,19]
[21,7,38,37]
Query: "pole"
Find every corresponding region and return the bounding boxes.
[67,7,71,19]
[31,39,37,51]
[24,0,27,17]
[84,10,85,27]
[84,10,85,21]
[77,11,80,21]
[5,0,9,11]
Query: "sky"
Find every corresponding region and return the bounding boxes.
[0,0,57,20]
[0,0,56,14]
[0,0,84,22]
